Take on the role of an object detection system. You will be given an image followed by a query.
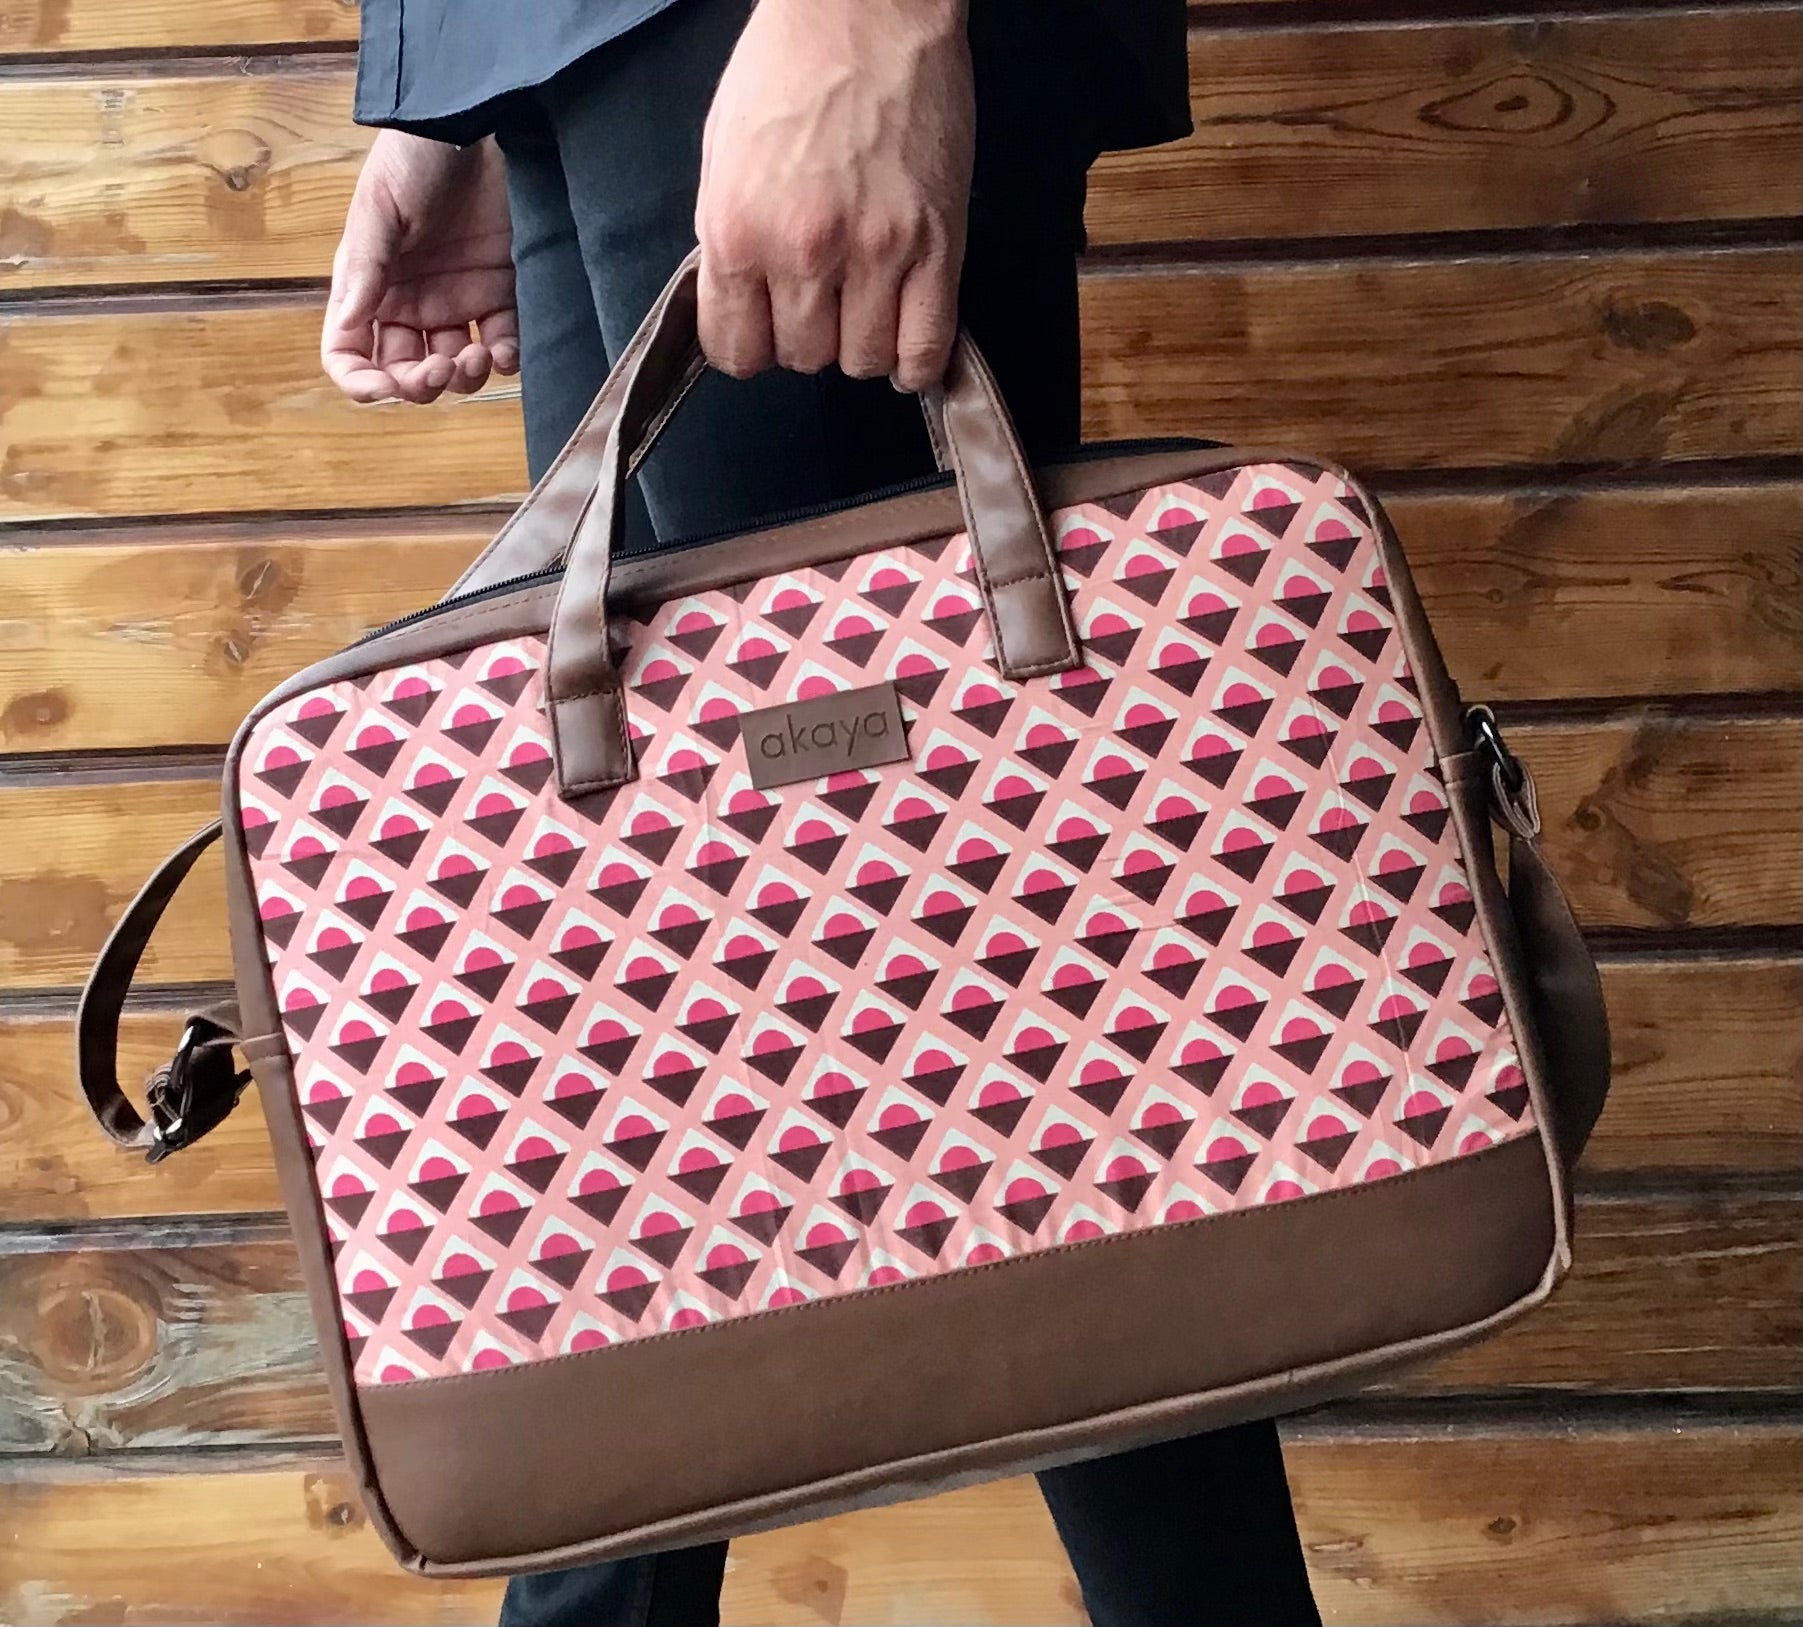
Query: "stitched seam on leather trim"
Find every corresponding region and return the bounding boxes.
[938,391,1009,671]
[356,1132,1542,1394]
[967,344,1077,660]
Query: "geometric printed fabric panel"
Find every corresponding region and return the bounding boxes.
[241,465,1535,1386]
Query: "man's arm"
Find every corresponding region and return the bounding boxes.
[695,0,974,391]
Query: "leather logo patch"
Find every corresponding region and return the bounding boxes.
[742,682,910,789]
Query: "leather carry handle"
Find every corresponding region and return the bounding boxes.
[541,249,1082,798]
[449,255,953,599]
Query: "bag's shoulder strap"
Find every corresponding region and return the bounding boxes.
[80,772,1609,1170]
[75,820,250,1161]
[1472,722,1612,1169]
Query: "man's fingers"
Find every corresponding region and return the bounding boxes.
[321,352,400,404]
[892,257,958,393]
[375,323,426,367]
[435,332,494,395]
[376,326,456,403]
[389,355,458,405]
[697,258,776,379]
[477,308,521,375]
[768,278,841,375]
[424,326,488,395]
[837,271,902,381]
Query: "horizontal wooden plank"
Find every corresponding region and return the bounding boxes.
[1389,1192,1802,1395]
[0,65,365,290]
[4,954,1796,1223]
[0,1011,281,1221]
[0,0,356,54]
[4,247,1796,523]
[8,9,1798,288]
[1088,9,1803,246]
[1287,1421,1802,1627]
[3,1423,1796,1625]
[1401,482,1802,704]
[1581,955,1801,1180]
[1524,715,1802,931]
[3,714,1794,993]
[0,303,527,523]
[0,521,483,752]
[1081,248,1802,470]
[0,774,228,990]
[3,1193,1796,1456]
[4,482,1796,756]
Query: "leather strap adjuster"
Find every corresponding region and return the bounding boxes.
[145,1014,250,1164]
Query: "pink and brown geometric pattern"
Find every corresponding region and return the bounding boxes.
[240,464,1533,1386]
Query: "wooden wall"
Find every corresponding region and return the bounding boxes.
[1,1,1799,1622]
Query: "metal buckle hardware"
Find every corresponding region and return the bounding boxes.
[1465,703,1540,840]
[145,1014,250,1164]
[1466,703,1523,794]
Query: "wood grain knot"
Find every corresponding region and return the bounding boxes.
[1601,298,1699,355]
[303,1471,367,1534]
[1420,71,1587,139]
[0,687,68,741]
[30,1278,158,1393]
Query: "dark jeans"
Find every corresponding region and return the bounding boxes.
[488,3,1320,1622]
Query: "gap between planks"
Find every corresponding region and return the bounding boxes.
[0,458,1796,545]
[2,699,1798,788]
[4,1166,1796,1259]
[2,230,1800,316]
[0,1395,1795,1483]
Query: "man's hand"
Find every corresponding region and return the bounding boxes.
[322,131,519,404]
[695,0,974,392]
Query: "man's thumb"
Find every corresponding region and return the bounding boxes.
[328,251,388,329]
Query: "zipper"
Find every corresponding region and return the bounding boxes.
[358,435,1217,646]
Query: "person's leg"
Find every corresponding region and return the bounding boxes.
[490,98,614,484]
[498,1542,731,1627]
[1036,1422,1322,1627]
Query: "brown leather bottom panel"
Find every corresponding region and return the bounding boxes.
[359,1134,1555,1570]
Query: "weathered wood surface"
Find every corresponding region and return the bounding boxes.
[1399,482,1801,704]
[2,1194,1796,1457]
[0,3,1795,1622]
[1287,1421,1803,1627]
[0,1012,280,1222]
[1522,715,1802,932]
[0,302,528,524]
[4,480,1795,755]
[0,65,365,290]
[4,247,1797,523]
[1081,248,1802,470]
[5,954,1797,1223]
[1582,955,1801,1180]
[1088,8,1803,246]
[4,714,1793,990]
[0,0,356,54]
[0,520,487,752]
[2,1423,1796,1626]
[6,9,1799,288]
